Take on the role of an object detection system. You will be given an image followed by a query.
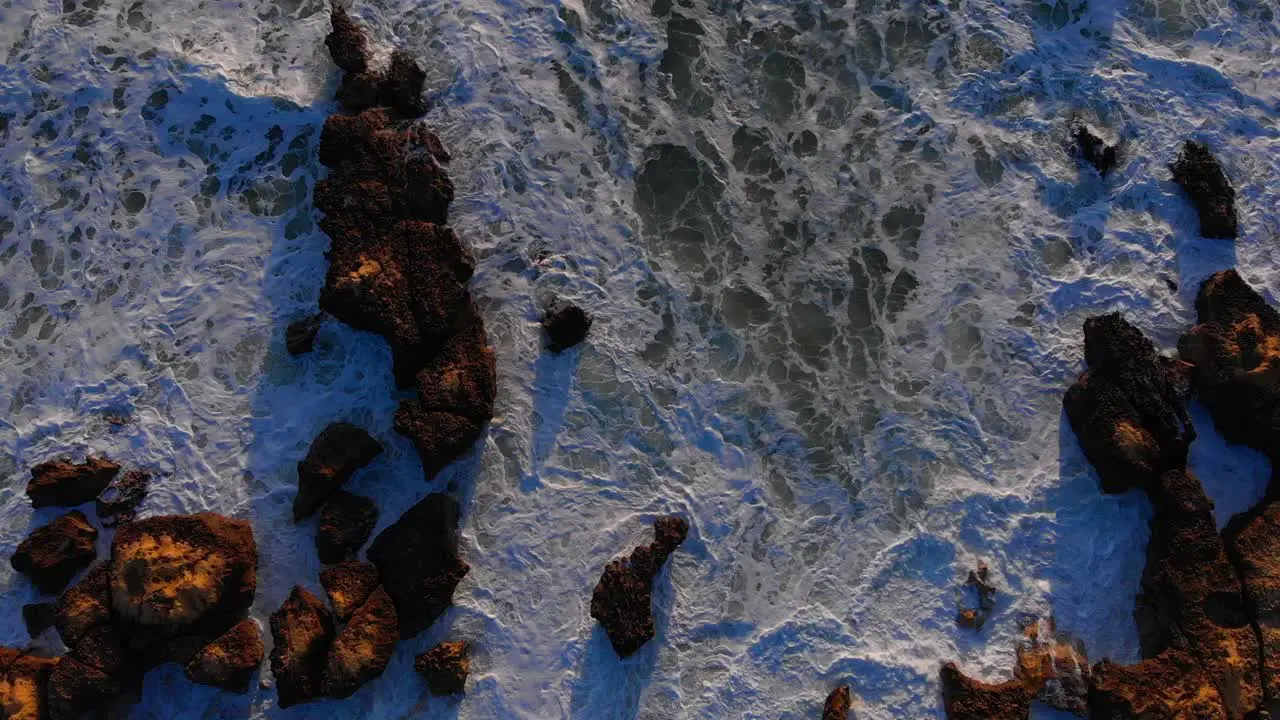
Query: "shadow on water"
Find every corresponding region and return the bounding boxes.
[530,344,581,478]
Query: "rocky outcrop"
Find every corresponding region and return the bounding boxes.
[286,314,323,355]
[27,458,120,508]
[1225,500,1280,706]
[316,491,378,564]
[366,493,469,638]
[1170,140,1238,239]
[0,648,58,720]
[1089,649,1227,718]
[415,640,469,696]
[294,423,382,521]
[955,563,996,630]
[96,469,149,528]
[324,4,369,74]
[1178,270,1280,460]
[320,585,397,699]
[822,685,850,720]
[1071,121,1117,177]
[1062,313,1193,494]
[269,586,334,708]
[184,618,263,693]
[590,516,689,657]
[543,304,592,352]
[941,619,1089,719]
[320,561,380,622]
[11,511,98,595]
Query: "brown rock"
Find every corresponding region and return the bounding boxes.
[1013,620,1089,714]
[380,50,427,118]
[1225,500,1280,704]
[184,618,263,693]
[286,314,323,356]
[955,563,996,630]
[325,4,369,74]
[316,491,378,564]
[366,493,469,638]
[822,685,850,720]
[0,650,58,720]
[320,561,380,622]
[269,586,334,708]
[1170,140,1238,239]
[320,585,398,699]
[589,516,689,657]
[27,458,120,508]
[414,641,469,696]
[48,625,140,720]
[22,603,55,638]
[54,562,111,647]
[940,662,1032,720]
[1089,649,1226,719]
[543,304,592,352]
[11,511,98,594]
[95,469,149,528]
[1062,313,1194,494]
[294,423,382,521]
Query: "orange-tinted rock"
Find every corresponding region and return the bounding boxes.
[543,304,592,352]
[11,511,98,594]
[184,618,263,693]
[366,494,469,638]
[0,650,58,720]
[1013,620,1089,714]
[1226,500,1280,704]
[1089,649,1226,719]
[940,662,1032,720]
[590,516,689,657]
[54,562,111,647]
[294,423,382,521]
[320,585,398,699]
[320,561,380,623]
[1062,313,1194,494]
[822,685,850,720]
[325,4,369,74]
[414,641,469,696]
[269,586,334,708]
[95,469,149,528]
[316,491,378,564]
[1178,270,1280,459]
[1170,140,1238,239]
[27,458,120,508]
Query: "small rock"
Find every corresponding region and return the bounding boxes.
[184,618,264,693]
[269,586,334,708]
[822,686,851,720]
[589,516,689,657]
[286,314,323,356]
[325,4,369,74]
[11,511,98,595]
[22,603,55,638]
[27,457,120,508]
[294,423,382,521]
[316,491,378,564]
[96,469,150,528]
[414,641,469,696]
[1170,140,1238,239]
[366,493,469,638]
[320,585,398,699]
[955,563,997,630]
[543,304,592,352]
[1070,121,1118,176]
[320,561,380,623]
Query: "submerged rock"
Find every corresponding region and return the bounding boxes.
[184,618,263,693]
[1070,121,1118,176]
[95,469,150,528]
[320,585,398,699]
[269,586,334,709]
[0,649,58,720]
[320,560,380,623]
[366,494,469,638]
[27,457,120,508]
[1062,313,1194,494]
[11,511,98,595]
[822,685,851,720]
[22,603,55,638]
[294,423,382,521]
[325,4,369,74]
[1170,140,1238,239]
[286,314,324,356]
[415,640,469,696]
[954,563,996,630]
[590,516,689,657]
[316,491,378,564]
[543,304,593,352]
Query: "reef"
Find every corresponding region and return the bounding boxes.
[11,511,98,595]
[316,490,378,564]
[415,640,470,696]
[1170,140,1238,239]
[543,303,593,352]
[294,422,382,521]
[27,457,120,508]
[590,516,689,657]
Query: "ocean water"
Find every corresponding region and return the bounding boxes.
[1,0,1278,717]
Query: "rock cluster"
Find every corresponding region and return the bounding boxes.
[1170,140,1238,239]
[590,516,689,657]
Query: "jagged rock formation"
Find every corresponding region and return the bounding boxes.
[941,620,1089,718]
[320,561,381,622]
[321,585,397,699]
[543,304,592,352]
[95,469,149,528]
[366,493,469,638]
[294,422,382,521]
[316,491,378,564]
[415,641,469,696]
[11,511,98,594]
[183,618,264,693]
[27,457,120,508]
[590,516,689,657]
[1170,140,1238,239]
[22,603,55,638]
[955,563,996,630]
[822,685,851,720]
[1071,121,1118,176]
[269,586,334,709]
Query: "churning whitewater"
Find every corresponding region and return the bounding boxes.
[1,0,1279,716]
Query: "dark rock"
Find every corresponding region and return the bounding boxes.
[320,585,398,698]
[269,586,334,708]
[940,662,1032,720]
[415,640,469,696]
[1178,270,1280,460]
[1062,313,1194,494]
[1225,500,1280,704]
[294,423,382,521]
[48,625,141,720]
[822,686,850,720]
[27,457,120,508]
[286,314,323,355]
[325,4,369,74]
[1170,140,1238,239]
[11,511,98,595]
[54,562,111,647]
[95,469,149,528]
[589,516,689,657]
[184,618,263,693]
[336,70,384,113]
[366,493,469,638]
[1070,122,1117,176]
[543,304,592,352]
[320,560,380,622]
[1089,649,1226,719]
[380,50,428,118]
[393,404,487,482]
[22,603,56,637]
[0,649,58,720]
[942,619,1090,719]
[316,491,378,564]
[955,562,996,630]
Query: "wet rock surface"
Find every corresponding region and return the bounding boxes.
[316,490,378,564]
[11,511,98,595]
[321,585,398,699]
[543,304,592,352]
[286,313,323,355]
[269,586,334,708]
[95,469,149,528]
[415,640,469,696]
[954,563,996,630]
[590,516,689,657]
[320,560,380,622]
[22,603,55,638]
[27,458,120,508]
[1070,121,1118,176]
[822,685,850,720]
[0,649,58,720]
[294,422,382,521]
[183,617,263,693]
[366,493,469,638]
[1170,140,1238,239]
